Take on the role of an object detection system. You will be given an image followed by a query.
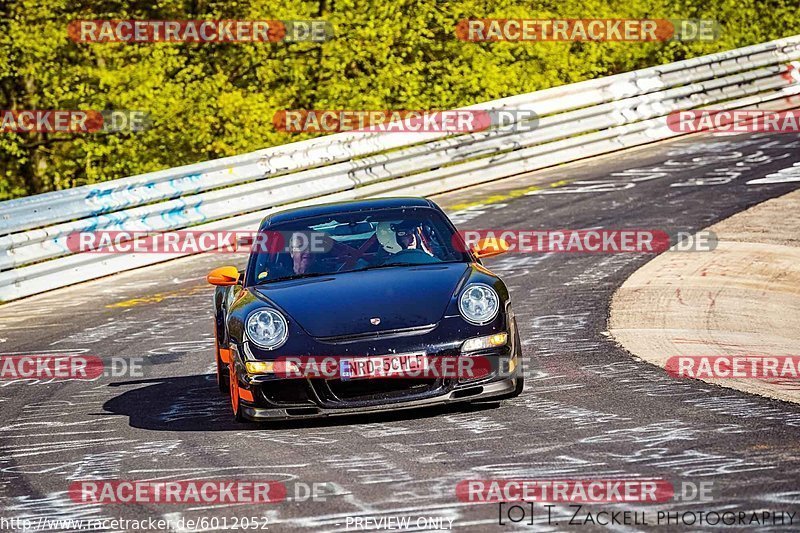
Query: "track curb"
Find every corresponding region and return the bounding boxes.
[609,188,800,404]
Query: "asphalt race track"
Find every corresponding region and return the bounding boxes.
[1,129,800,531]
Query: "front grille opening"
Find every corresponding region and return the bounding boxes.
[260,381,312,405]
[328,378,437,401]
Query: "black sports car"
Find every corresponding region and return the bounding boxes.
[208,197,523,422]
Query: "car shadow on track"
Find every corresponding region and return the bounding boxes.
[103,374,501,431]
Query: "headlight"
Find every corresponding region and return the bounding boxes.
[459,284,500,325]
[245,309,288,350]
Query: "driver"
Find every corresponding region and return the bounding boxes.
[288,232,323,275]
[260,233,323,280]
[384,221,438,264]
[291,246,314,275]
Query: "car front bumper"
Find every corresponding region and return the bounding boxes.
[239,374,520,421]
[230,311,523,421]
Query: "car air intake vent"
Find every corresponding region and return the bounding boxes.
[452,386,483,399]
[286,407,320,416]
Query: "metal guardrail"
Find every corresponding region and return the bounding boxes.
[1,36,800,302]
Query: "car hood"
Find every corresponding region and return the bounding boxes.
[253,263,470,338]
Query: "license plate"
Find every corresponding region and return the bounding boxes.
[339,353,428,381]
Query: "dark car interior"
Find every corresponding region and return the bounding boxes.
[249,208,469,283]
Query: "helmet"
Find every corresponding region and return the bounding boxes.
[376,221,403,253]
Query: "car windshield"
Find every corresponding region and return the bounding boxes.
[246,207,470,285]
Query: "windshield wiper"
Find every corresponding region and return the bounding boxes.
[351,262,413,272]
[255,271,332,285]
[353,260,461,272]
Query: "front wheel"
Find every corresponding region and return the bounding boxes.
[509,375,524,398]
[229,360,246,423]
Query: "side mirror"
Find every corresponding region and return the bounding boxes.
[472,237,509,259]
[207,266,240,286]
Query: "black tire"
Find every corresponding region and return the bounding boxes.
[216,343,229,394]
[233,401,246,423]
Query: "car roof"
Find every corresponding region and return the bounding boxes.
[261,197,438,227]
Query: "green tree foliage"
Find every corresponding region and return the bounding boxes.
[0,0,797,199]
